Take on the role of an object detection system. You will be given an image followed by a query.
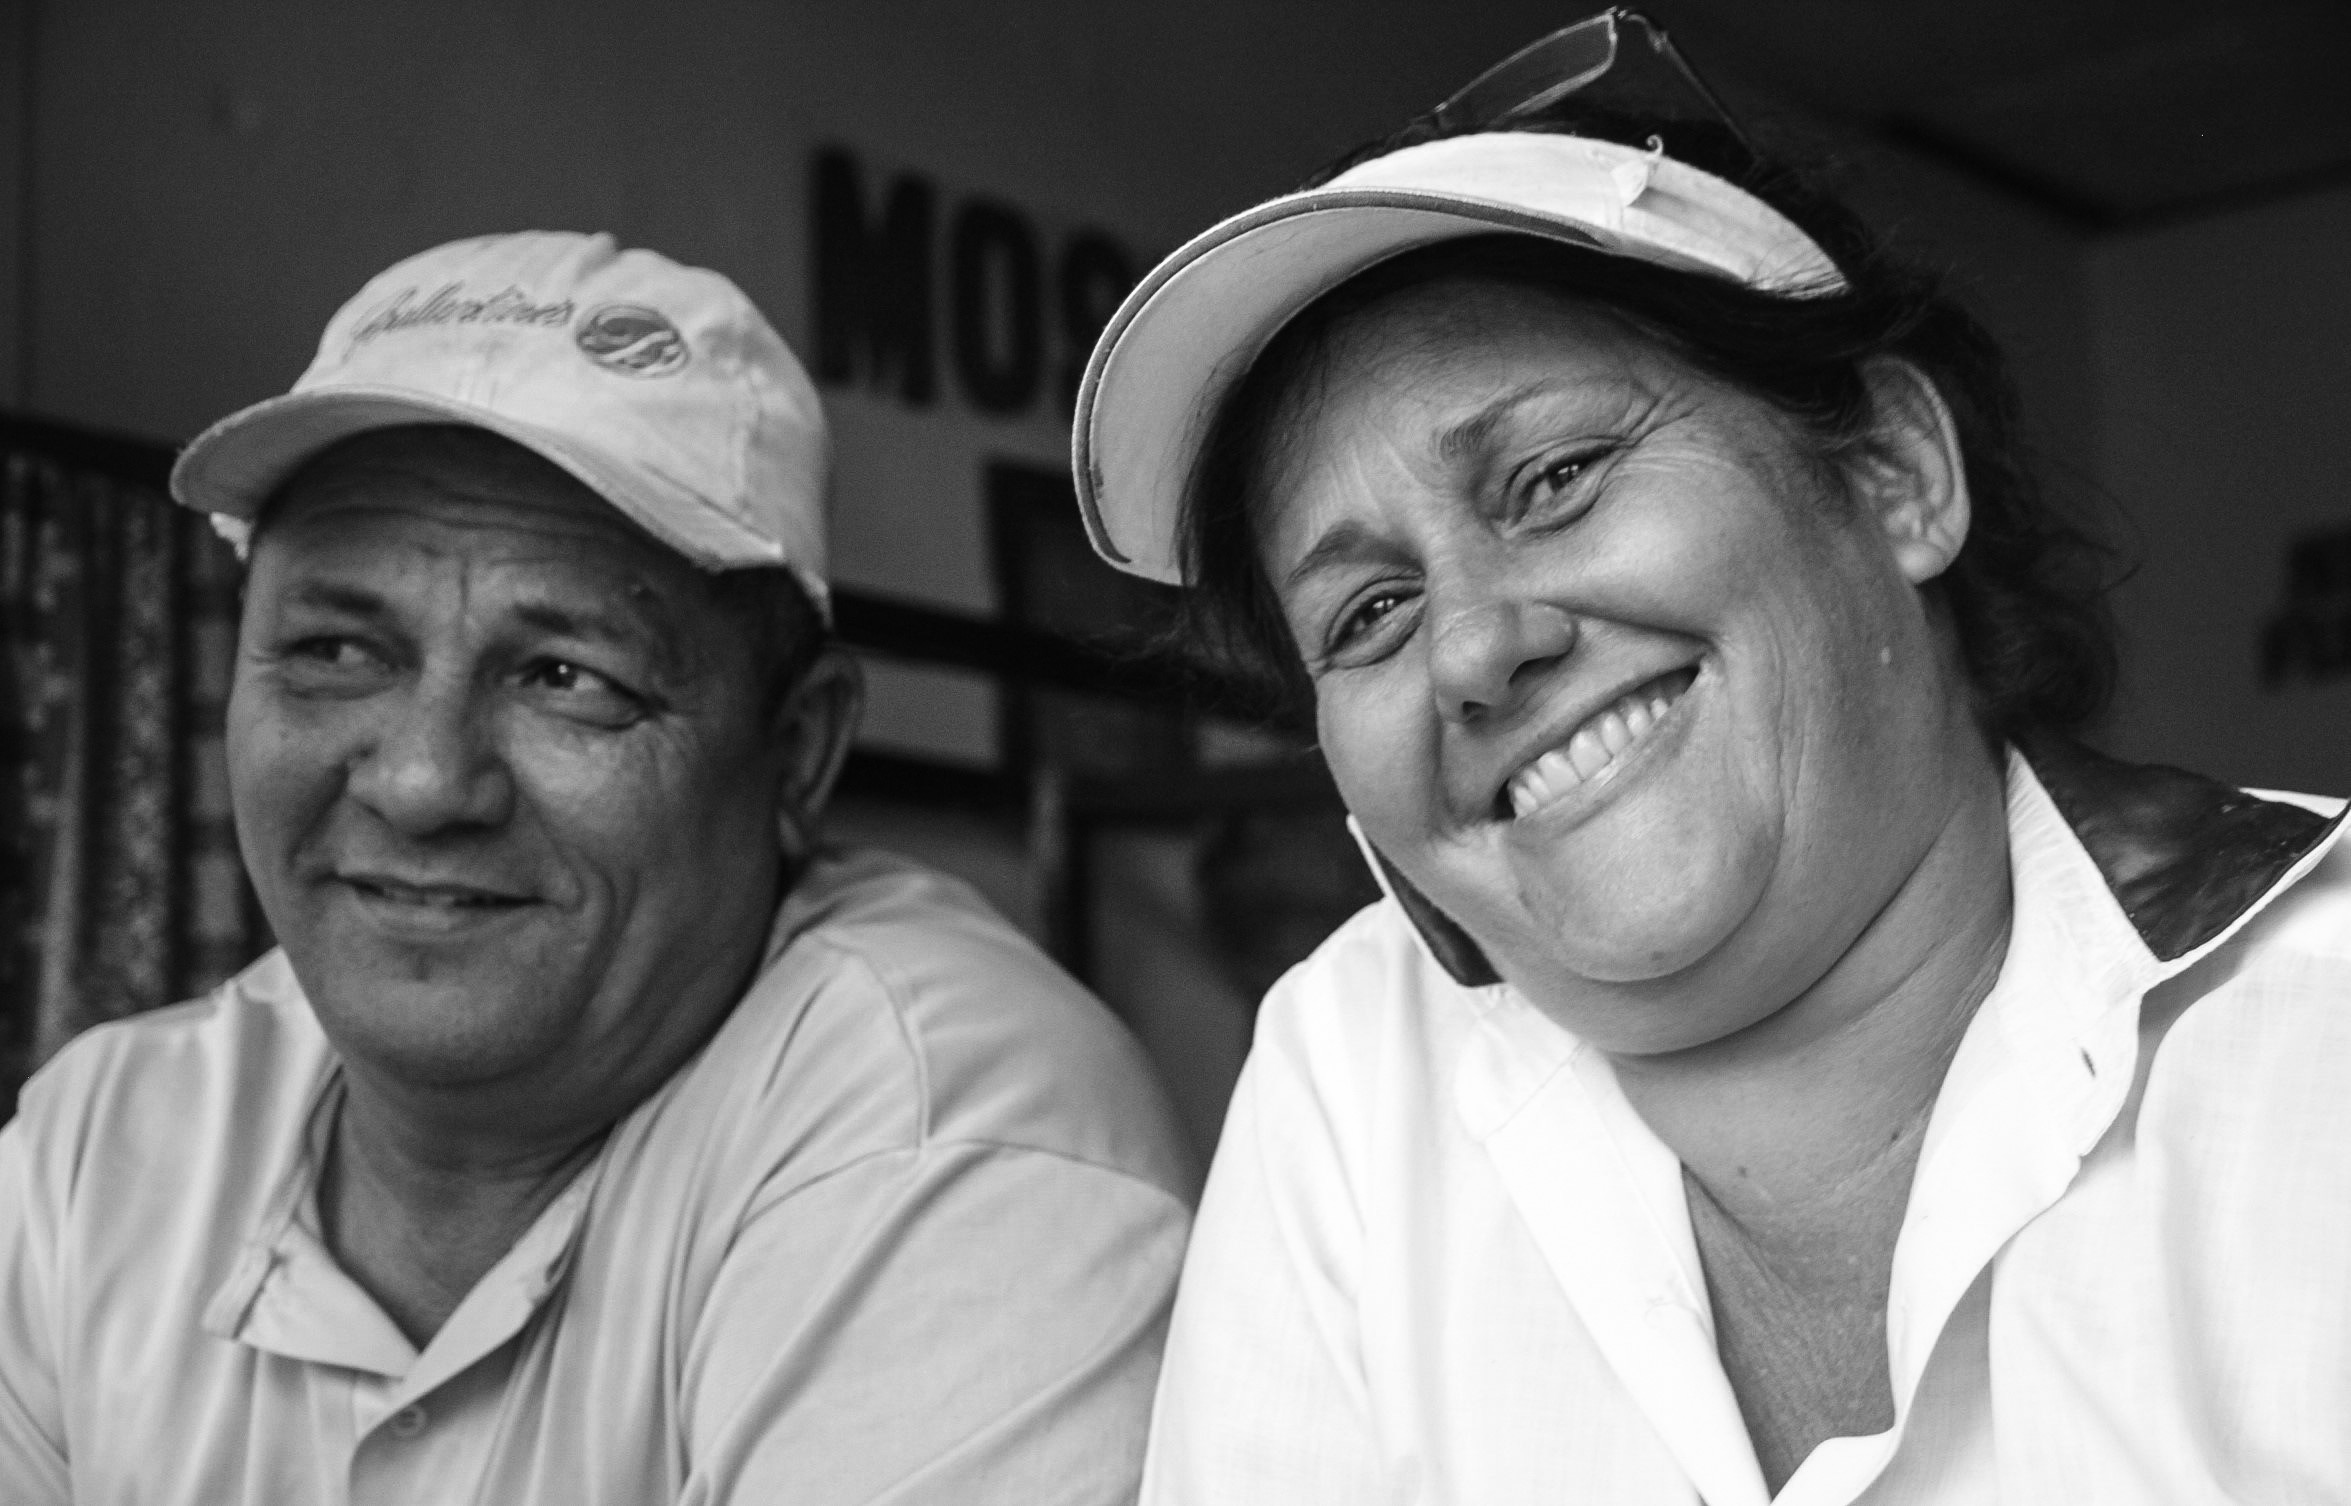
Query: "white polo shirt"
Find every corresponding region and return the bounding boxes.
[1143,753,2351,1505]
[0,847,1196,1505]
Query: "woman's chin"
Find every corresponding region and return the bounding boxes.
[1521,901,1739,987]
[1465,862,1773,1049]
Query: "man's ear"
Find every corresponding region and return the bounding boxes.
[770,646,865,861]
[1847,357,1971,585]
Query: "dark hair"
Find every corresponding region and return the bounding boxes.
[712,565,829,719]
[1182,109,2118,741]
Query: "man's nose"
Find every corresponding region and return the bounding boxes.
[344,670,515,836]
[1425,589,1579,725]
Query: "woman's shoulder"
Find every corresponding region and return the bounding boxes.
[2141,821,2351,1142]
[1245,895,1504,1126]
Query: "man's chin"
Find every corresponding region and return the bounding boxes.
[299,967,582,1092]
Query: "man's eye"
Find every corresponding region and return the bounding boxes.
[277,636,392,687]
[522,660,645,724]
[291,637,373,666]
[529,661,600,693]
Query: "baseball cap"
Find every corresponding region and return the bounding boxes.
[1071,131,1847,585]
[171,231,833,610]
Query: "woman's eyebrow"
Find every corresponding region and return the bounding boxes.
[1433,380,1569,462]
[1281,519,1401,592]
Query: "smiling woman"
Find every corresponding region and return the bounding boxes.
[1074,11,2351,1504]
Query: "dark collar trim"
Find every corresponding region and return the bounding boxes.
[1382,737,2342,987]
[1370,848,1502,989]
[2019,733,2344,964]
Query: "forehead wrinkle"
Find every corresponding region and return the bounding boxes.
[269,507,714,679]
[1281,517,1404,593]
[1433,380,1573,464]
[507,590,698,680]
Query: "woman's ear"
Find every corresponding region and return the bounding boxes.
[1847,357,1972,585]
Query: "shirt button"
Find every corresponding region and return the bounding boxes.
[386,1404,428,1439]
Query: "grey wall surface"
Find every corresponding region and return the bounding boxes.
[2092,183,2351,792]
[5,0,2341,789]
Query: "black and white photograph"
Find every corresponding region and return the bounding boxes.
[1,2,2348,1500]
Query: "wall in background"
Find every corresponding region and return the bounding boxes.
[1,1,27,411]
[6,0,2337,790]
[9,3,2085,570]
[2091,183,2351,792]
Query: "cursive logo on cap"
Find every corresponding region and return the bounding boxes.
[349,283,575,347]
[575,304,690,378]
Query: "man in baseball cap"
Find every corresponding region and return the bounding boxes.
[0,232,1193,1504]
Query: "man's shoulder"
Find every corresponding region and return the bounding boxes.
[9,951,324,1234]
[688,847,1194,1200]
[20,952,322,1128]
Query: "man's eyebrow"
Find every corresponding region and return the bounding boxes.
[510,598,693,679]
[512,600,665,651]
[281,581,390,617]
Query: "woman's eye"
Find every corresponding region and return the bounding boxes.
[1517,445,1613,522]
[1326,587,1417,663]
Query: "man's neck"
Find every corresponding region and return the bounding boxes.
[318,1076,611,1348]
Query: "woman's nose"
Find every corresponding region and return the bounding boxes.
[1425,594,1579,724]
[344,672,516,836]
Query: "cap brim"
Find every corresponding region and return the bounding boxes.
[170,385,805,584]
[1073,191,1723,586]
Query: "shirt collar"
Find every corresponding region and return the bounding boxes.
[1451,742,2347,1138]
[1442,749,2346,1504]
[202,1061,609,1398]
[1394,736,2345,997]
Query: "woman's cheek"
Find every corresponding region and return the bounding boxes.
[1318,673,1435,849]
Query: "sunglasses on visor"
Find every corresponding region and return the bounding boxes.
[1429,6,1757,159]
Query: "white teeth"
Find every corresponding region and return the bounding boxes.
[1505,750,1571,818]
[1564,726,1612,779]
[1502,676,1691,820]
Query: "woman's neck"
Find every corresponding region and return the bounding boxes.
[1609,753,2013,1225]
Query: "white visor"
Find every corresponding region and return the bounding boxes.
[1071,132,1845,585]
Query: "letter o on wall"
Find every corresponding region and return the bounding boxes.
[951,201,1044,414]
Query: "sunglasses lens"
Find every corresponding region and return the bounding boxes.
[1436,17,1620,129]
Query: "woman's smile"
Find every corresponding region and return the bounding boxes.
[1497,664,1699,822]
[1258,275,1973,1025]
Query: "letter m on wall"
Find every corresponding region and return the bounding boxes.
[812,147,937,406]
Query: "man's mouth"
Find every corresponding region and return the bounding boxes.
[1501,667,1699,820]
[343,876,529,911]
